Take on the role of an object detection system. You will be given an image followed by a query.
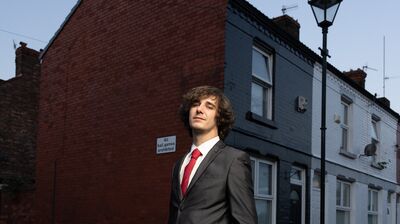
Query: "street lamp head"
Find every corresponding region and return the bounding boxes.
[308,0,342,28]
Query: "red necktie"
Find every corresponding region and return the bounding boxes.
[181,148,202,196]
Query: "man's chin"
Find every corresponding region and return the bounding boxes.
[191,127,205,133]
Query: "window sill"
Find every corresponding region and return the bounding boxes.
[339,149,357,159]
[371,162,385,170]
[246,111,277,129]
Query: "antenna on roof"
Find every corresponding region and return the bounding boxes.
[362,64,378,72]
[381,36,400,97]
[383,36,386,97]
[281,4,298,15]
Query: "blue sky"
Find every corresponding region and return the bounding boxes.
[1,0,399,113]
[0,0,78,78]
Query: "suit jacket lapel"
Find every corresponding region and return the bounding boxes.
[184,140,225,197]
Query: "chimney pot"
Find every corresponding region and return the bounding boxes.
[377,97,391,108]
[272,15,300,40]
[19,41,27,48]
[343,68,367,88]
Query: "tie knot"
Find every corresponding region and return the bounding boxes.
[191,148,202,160]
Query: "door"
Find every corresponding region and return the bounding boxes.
[290,184,302,224]
[289,166,305,224]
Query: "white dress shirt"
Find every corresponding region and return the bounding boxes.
[179,136,220,186]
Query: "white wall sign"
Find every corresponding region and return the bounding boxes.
[156,135,176,154]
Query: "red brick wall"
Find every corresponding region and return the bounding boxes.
[0,43,40,224]
[0,191,35,224]
[0,44,39,186]
[36,0,227,223]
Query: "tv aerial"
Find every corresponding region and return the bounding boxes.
[362,64,378,72]
[281,4,298,15]
[381,36,400,97]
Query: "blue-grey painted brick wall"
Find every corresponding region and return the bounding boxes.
[223,4,315,224]
[224,6,314,156]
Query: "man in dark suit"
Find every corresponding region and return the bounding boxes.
[168,86,257,224]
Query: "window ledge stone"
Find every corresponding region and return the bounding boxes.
[339,149,357,159]
[371,162,385,170]
[246,111,277,129]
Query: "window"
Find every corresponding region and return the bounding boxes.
[370,116,380,162]
[336,180,351,224]
[387,192,392,204]
[251,158,276,224]
[387,192,393,217]
[251,46,273,120]
[340,100,351,152]
[368,189,379,224]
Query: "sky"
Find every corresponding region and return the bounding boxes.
[0,0,399,113]
[0,0,78,77]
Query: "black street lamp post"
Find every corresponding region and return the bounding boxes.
[308,1,342,224]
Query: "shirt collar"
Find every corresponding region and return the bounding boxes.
[190,136,220,156]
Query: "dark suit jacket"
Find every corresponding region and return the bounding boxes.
[168,141,257,224]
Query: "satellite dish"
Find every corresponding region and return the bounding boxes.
[364,143,377,156]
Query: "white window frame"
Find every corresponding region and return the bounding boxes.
[340,100,351,152]
[250,157,276,224]
[251,46,273,120]
[371,117,380,162]
[336,180,351,224]
[368,189,379,224]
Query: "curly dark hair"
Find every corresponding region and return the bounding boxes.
[179,86,235,140]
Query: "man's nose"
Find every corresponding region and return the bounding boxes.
[196,104,204,113]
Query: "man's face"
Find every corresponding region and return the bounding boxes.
[189,95,219,137]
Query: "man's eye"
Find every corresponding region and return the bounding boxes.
[206,104,216,110]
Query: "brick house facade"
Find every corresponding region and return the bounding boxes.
[0,42,40,223]
[36,0,228,223]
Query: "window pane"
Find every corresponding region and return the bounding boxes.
[368,214,378,224]
[371,121,378,141]
[252,49,271,83]
[336,210,350,224]
[251,160,255,186]
[343,183,350,207]
[256,199,272,224]
[372,191,378,211]
[251,82,264,116]
[258,163,272,195]
[368,190,372,211]
[265,87,271,118]
[336,181,341,206]
[341,103,348,125]
[290,168,301,181]
[341,128,348,150]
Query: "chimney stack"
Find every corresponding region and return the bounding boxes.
[272,15,300,40]
[15,42,40,77]
[343,68,367,88]
[377,97,390,108]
